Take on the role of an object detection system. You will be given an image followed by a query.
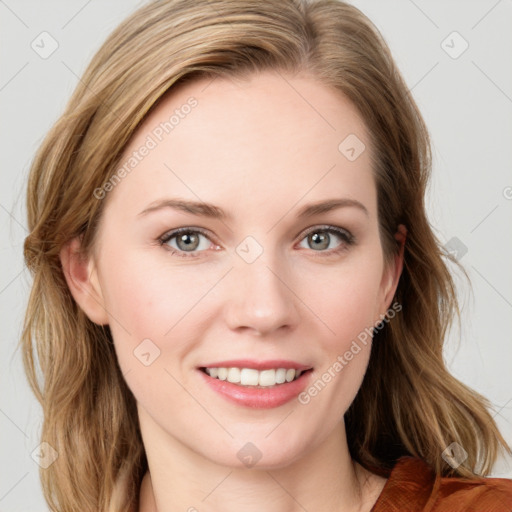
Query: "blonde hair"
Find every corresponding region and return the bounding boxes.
[21,0,511,510]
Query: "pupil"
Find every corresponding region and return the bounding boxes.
[310,232,329,250]
[178,232,198,251]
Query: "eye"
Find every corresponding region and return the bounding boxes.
[297,225,355,254]
[158,225,355,258]
[158,227,216,257]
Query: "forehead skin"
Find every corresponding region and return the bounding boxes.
[96,70,377,255]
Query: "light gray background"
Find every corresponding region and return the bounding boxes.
[1,1,511,510]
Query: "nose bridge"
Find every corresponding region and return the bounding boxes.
[225,234,300,335]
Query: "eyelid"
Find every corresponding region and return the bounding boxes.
[159,226,213,243]
[297,224,354,243]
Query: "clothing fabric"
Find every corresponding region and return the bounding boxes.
[371,456,512,511]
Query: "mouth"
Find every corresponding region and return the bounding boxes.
[197,359,314,408]
[199,366,313,388]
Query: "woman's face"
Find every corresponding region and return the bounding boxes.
[75,71,402,469]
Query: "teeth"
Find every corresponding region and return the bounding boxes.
[204,367,306,387]
[275,368,286,384]
[227,367,241,383]
[240,368,259,386]
[258,369,275,387]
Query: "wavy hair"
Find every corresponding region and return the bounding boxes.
[21,0,511,510]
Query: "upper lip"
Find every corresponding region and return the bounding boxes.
[199,359,312,371]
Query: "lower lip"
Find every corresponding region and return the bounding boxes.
[198,369,312,409]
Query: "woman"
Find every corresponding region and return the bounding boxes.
[21,0,512,511]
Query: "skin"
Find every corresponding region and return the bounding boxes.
[61,70,405,512]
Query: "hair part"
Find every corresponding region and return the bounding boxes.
[21,0,510,510]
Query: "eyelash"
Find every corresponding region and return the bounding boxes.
[157,225,355,259]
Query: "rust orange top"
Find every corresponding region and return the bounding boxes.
[371,456,512,511]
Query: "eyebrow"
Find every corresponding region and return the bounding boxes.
[137,197,369,219]
[297,198,369,218]
[138,199,228,219]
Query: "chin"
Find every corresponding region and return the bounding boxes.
[198,433,310,471]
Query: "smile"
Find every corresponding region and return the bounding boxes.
[202,367,305,387]
[198,360,313,409]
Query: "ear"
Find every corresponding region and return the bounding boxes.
[375,224,407,321]
[59,236,109,325]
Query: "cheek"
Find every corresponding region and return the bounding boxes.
[294,253,383,409]
[296,253,384,350]
[296,279,378,431]
[98,251,226,368]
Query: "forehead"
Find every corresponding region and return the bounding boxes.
[106,71,376,220]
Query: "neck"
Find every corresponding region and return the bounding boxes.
[137,410,385,512]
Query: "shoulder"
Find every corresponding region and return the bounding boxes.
[371,456,512,512]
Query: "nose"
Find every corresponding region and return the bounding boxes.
[224,248,300,337]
